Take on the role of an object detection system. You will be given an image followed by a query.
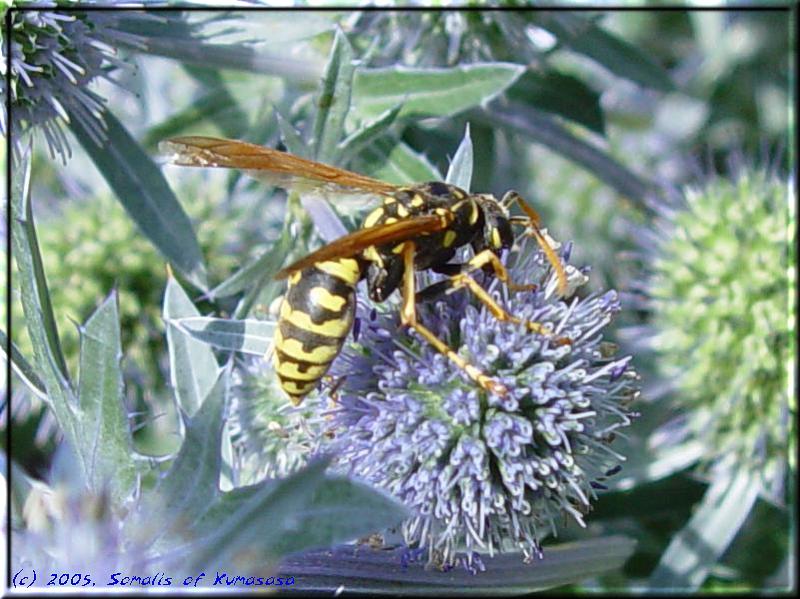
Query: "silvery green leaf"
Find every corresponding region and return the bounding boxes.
[70,109,208,290]
[508,69,605,136]
[11,149,70,386]
[480,101,658,210]
[277,111,308,157]
[649,467,761,591]
[142,69,249,150]
[278,536,637,594]
[312,28,356,163]
[337,104,403,163]
[170,316,275,356]
[192,474,407,560]
[164,275,221,418]
[445,124,473,192]
[270,476,408,557]
[352,63,526,121]
[76,291,137,504]
[11,147,81,456]
[140,368,229,556]
[354,135,441,185]
[121,28,323,86]
[533,13,674,92]
[302,195,349,242]
[186,457,332,571]
[0,329,47,401]
[208,228,292,299]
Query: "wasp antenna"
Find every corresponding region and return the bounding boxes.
[509,193,568,296]
[500,190,522,210]
[531,228,569,297]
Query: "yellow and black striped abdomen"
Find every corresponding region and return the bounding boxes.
[272,257,362,404]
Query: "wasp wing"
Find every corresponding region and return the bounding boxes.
[160,136,399,198]
[275,215,447,279]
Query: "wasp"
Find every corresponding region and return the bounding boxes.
[162,136,570,405]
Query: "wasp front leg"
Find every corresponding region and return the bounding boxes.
[400,243,508,396]
[418,253,571,346]
[461,248,536,292]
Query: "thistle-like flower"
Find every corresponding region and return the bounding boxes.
[9,476,137,581]
[228,356,317,484]
[1,3,147,161]
[646,169,795,488]
[1,4,230,162]
[313,238,639,570]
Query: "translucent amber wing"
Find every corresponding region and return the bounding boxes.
[275,215,448,279]
[160,136,399,197]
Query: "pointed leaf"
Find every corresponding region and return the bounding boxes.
[170,316,276,356]
[337,103,403,163]
[70,109,207,289]
[11,148,82,457]
[271,476,408,556]
[142,86,246,151]
[479,101,658,211]
[278,536,636,594]
[186,457,331,571]
[164,275,221,417]
[301,195,349,242]
[354,136,441,185]
[508,69,605,135]
[353,63,526,121]
[445,124,473,191]
[76,291,137,503]
[534,13,674,92]
[142,368,228,554]
[312,29,356,163]
[649,467,761,591]
[0,329,47,400]
[208,228,292,299]
[11,151,70,385]
[190,474,406,561]
[277,111,308,157]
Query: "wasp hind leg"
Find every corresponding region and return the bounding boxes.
[400,243,508,396]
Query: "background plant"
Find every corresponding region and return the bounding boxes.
[3,3,794,594]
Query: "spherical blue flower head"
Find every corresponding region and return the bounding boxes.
[2,5,140,161]
[317,238,639,569]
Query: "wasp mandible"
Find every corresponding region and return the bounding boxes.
[162,136,570,404]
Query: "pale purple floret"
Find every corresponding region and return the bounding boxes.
[316,238,639,569]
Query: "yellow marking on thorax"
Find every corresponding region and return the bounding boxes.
[316,258,361,284]
[452,188,465,199]
[274,329,340,363]
[384,217,398,225]
[469,199,480,225]
[280,302,353,337]
[435,208,449,217]
[363,245,384,267]
[277,360,329,381]
[309,286,348,311]
[410,195,425,208]
[491,227,502,249]
[443,230,458,248]
[289,271,302,285]
[392,242,406,255]
[364,207,385,228]
[396,204,410,218]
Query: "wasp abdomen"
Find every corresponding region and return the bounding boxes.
[272,258,361,404]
